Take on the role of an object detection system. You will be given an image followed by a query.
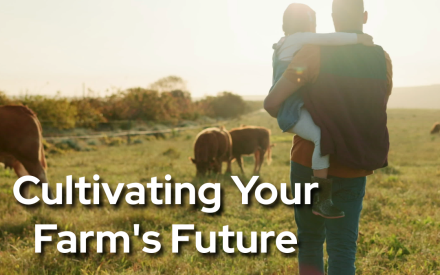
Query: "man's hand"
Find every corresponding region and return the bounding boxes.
[357,34,374,46]
[264,76,303,118]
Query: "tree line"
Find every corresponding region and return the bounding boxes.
[0,76,262,130]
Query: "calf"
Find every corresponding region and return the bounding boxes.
[229,126,273,174]
[431,122,440,134]
[190,127,232,176]
[0,105,54,199]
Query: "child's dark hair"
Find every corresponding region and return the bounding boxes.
[283,3,316,35]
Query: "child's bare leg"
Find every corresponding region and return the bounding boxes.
[290,108,344,219]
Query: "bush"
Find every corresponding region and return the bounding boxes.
[54,139,87,151]
[87,139,100,146]
[108,137,126,146]
[133,139,143,144]
[200,92,247,119]
[0,91,11,105]
[22,95,77,129]
[71,98,106,128]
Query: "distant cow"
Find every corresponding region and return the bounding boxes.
[229,126,273,174]
[431,122,440,134]
[190,127,232,176]
[0,105,54,199]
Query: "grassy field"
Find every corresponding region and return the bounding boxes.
[0,109,440,275]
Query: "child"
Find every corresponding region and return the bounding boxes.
[270,3,373,219]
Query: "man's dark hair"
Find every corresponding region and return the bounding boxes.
[332,0,365,27]
[283,3,316,35]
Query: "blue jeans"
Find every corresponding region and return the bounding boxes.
[290,161,366,275]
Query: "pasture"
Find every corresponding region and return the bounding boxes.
[0,109,440,275]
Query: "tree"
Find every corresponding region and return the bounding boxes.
[148,76,187,93]
[202,92,247,119]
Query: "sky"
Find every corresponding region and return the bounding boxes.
[1,0,439,98]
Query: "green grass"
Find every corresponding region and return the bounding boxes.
[0,109,440,274]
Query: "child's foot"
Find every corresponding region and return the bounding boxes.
[311,176,345,219]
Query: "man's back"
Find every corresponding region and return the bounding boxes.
[283,44,393,175]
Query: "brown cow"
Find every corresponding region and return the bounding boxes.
[431,122,440,134]
[229,126,273,174]
[0,105,54,199]
[190,126,232,176]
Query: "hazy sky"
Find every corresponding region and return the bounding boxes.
[1,0,439,97]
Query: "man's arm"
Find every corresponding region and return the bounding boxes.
[384,51,393,99]
[264,45,321,117]
[301,32,373,46]
[264,76,303,117]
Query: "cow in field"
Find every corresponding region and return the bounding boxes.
[431,122,440,134]
[0,105,54,199]
[229,126,273,174]
[190,126,232,176]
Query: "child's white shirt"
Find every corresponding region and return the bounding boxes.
[273,32,358,62]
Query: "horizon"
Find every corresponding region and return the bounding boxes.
[1,0,439,98]
[4,83,439,98]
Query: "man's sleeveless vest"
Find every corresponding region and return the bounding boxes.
[303,44,389,170]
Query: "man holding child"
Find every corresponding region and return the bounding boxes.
[265,0,393,274]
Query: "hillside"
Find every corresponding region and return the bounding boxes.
[242,84,440,110]
[387,85,440,109]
